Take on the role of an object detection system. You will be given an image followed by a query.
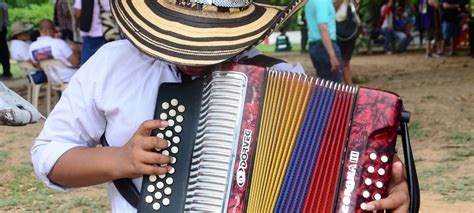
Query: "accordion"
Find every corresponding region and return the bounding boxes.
[136,64,419,212]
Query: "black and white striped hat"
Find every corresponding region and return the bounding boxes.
[110,0,305,66]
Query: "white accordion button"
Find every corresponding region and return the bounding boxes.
[160,113,167,120]
[162,102,170,110]
[364,178,372,186]
[171,157,176,164]
[367,166,375,173]
[145,195,153,203]
[374,193,382,200]
[376,181,384,188]
[162,150,169,156]
[167,140,171,148]
[157,133,164,139]
[176,115,184,123]
[149,175,157,182]
[168,119,175,127]
[369,153,377,160]
[360,202,367,210]
[169,109,176,117]
[162,198,170,206]
[169,167,175,174]
[378,168,386,176]
[178,105,185,113]
[174,125,182,133]
[159,174,166,179]
[155,191,163,199]
[147,185,155,193]
[362,191,370,198]
[165,130,173,137]
[170,99,178,106]
[164,187,172,195]
[166,177,174,185]
[152,202,161,210]
[171,146,179,154]
[157,181,164,189]
[172,136,180,144]
[381,155,389,163]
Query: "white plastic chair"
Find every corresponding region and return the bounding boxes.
[16,61,47,108]
[39,59,69,115]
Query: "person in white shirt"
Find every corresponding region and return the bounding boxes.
[31,1,411,212]
[74,0,110,64]
[9,21,47,84]
[29,19,79,83]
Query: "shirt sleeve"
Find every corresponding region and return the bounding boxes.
[73,0,81,10]
[315,0,331,24]
[31,47,108,191]
[101,0,111,11]
[57,39,74,59]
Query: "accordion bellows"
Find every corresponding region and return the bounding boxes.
[137,64,401,213]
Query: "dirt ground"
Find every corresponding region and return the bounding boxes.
[0,51,473,212]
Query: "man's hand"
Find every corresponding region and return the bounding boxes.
[330,55,341,72]
[365,155,410,212]
[117,120,172,178]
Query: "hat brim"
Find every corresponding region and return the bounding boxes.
[111,0,304,66]
[10,23,33,38]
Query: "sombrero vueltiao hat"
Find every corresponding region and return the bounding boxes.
[110,0,306,66]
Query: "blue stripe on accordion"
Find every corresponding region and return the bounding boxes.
[275,82,336,213]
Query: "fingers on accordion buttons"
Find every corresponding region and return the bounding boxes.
[165,130,173,138]
[381,155,389,163]
[162,150,169,156]
[171,157,176,164]
[157,133,164,139]
[170,99,178,106]
[149,175,157,182]
[373,193,382,200]
[169,167,175,174]
[360,202,367,210]
[162,198,170,206]
[178,105,185,113]
[157,181,164,189]
[168,119,175,127]
[176,115,184,123]
[159,174,166,179]
[162,102,170,110]
[152,202,161,210]
[155,191,163,199]
[145,195,153,203]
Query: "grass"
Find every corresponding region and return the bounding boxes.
[0,149,9,162]
[433,176,474,202]
[0,62,23,79]
[256,44,303,53]
[0,162,108,212]
[442,131,474,161]
[409,121,429,139]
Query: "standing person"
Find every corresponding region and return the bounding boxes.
[298,8,309,52]
[54,0,74,41]
[381,0,395,54]
[9,21,47,84]
[420,0,444,57]
[468,0,474,57]
[306,0,343,83]
[29,19,80,83]
[336,0,360,85]
[440,0,462,55]
[30,0,411,212]
[0,0,11,79]
[74,0,110,64]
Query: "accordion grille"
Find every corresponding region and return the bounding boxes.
[184,72,248,211]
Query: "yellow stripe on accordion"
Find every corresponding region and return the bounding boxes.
[247,72,315,211]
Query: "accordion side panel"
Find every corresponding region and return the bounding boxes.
[276,80,337,212]
[335,88,401,213]
[302,86,355,212]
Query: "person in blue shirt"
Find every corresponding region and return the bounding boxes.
[306,0,343,83]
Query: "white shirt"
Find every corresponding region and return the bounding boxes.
[74,0,110,37]
[29,36,77,83]
[10,40,30,62]
[31,40,304,212]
